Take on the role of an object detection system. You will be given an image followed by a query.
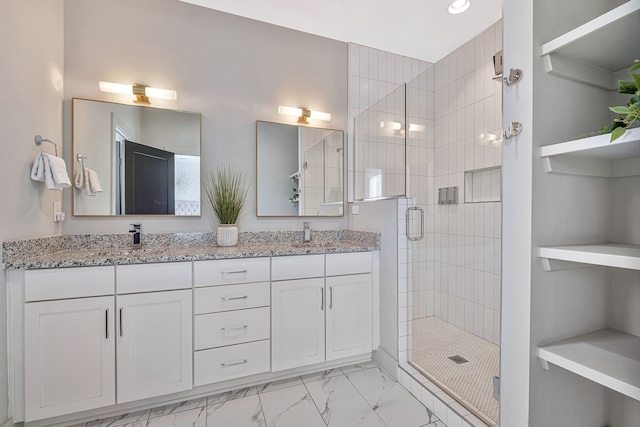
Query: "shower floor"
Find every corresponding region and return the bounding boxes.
[411,316,499,425]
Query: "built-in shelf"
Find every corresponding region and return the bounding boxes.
[540,127,640,177]
[540,0,640,90]
[289,171,301,180]
[538,243,640,271]
[537,329,640,402]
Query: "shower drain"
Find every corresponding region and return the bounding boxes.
[448,355,469,364]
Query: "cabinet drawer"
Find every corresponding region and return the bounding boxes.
[195,282,270,314]
[326,252,372,276]
[116,262,192,294]
[195,307,270,350]
[194,340,270,386]
[271,254,324,281]
[194,258,270,287]
[25,266,115,301]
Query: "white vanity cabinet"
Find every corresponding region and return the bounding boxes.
[325,273,372,361]
[12,249,377,425]
[23,267,116,422]
[271,277,326,371]
[326,253,372,361]
[115,263,193,403]
[271,253,373,371]
[193,258,272,386]
[21,263,193,422]
[24,295,116,422]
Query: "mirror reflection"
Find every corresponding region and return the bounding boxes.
[72,98,201,216]
[256,121,344,217]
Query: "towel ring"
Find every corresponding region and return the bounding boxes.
[35,134,58,157]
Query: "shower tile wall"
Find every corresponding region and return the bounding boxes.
[299,127,341,215]
[424,21,503,345]
[347,43,432,202]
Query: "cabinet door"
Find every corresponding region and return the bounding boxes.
[116,290,192,403]
[325,274,372,361]
[271,278,325,371]
[24,297,115,421]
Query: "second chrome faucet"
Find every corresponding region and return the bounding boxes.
[303,222,311,242]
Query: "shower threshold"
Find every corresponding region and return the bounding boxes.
[410,317,499,426]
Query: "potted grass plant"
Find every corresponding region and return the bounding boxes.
[202,163,248,247]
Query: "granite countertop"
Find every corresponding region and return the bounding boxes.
[2,230,381,270]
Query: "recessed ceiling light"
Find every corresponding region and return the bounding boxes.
[448,0,471,14]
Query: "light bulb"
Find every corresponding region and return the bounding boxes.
[99,81,132,95]
[448,0,470,14]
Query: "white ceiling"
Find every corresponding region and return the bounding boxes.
[178,0,502,63]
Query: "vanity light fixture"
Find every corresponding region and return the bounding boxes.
[479,132,503,145]
[379,121,425,134]
[379,121,403,130]
[408,123,426,132]
[448,0,470,14]
[99,81,177,104]
[278,106,331,124]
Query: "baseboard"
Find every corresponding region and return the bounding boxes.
[372,348,397,380]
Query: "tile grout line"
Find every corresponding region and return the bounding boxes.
[301,374,330,427]
[255,388,269,427]
[343,366,390,427]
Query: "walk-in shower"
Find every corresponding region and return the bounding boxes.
[354,21,503,426]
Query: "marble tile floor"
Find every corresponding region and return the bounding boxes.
[73,362,446,427]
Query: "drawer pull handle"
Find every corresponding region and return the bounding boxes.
[320,287,324,311]
[105,309,109,339]
[221,325,248,332]
[221,270,248,275]
[119,308,124,337]
[221,295,248,302]
[221,359,248,368]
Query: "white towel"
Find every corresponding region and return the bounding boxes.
[31,153,71,190]
[74,168,103,196]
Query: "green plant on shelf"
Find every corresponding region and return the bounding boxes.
[289,187,300,204]
[601,59,640,142]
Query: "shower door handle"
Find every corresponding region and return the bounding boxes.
[406,206,424,241]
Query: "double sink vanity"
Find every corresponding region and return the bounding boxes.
[3,230,380,426]
[5,96,363,425]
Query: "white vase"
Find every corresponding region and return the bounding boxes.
[216,224,238,246]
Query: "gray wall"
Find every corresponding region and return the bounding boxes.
[63,0,348,233]
[0,1,65,425]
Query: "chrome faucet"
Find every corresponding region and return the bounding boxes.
[129,224,141,246]
[303,222,311,242]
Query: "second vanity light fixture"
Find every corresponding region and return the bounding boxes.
[278,106,331,124]
[379,121,426,132]
[99,81,177,104]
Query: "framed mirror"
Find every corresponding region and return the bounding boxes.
[72,98,201,216]
[256,121,344,217]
